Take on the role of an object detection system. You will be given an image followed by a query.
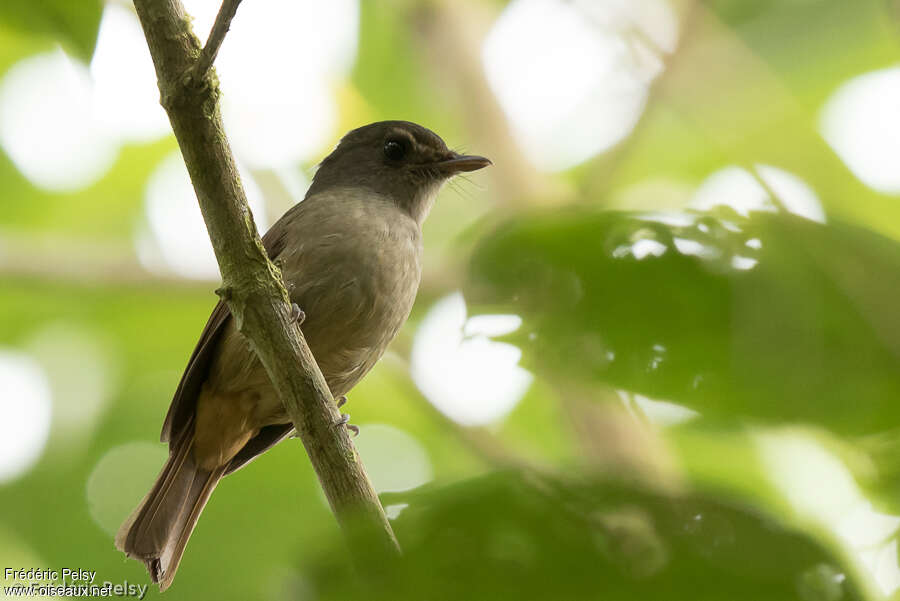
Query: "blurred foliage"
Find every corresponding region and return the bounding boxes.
[0,1,899,601]
[0,0,102,60]
[467,209,900,436]
[306,471,871,601]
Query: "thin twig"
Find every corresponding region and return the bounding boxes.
[190,0,243,84]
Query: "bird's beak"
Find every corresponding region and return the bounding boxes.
[434,152,492,173]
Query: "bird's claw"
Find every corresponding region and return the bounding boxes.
[335,412,359,437]
[290,303,306,325]
[336,395,347,408]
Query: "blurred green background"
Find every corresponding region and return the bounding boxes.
[1,0,899,599]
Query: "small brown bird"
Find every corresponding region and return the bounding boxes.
[116,121,490,590]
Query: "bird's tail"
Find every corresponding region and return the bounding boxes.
[115,427,225,591]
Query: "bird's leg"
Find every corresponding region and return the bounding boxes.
[290,303,306,326]
[334,408,359,436]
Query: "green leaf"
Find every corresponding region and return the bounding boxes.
[305,471,875,601]
[466,208,900,436]
[0,0,103,61]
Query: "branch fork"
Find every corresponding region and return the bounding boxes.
[188,0,242,86]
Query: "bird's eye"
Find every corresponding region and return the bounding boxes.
[383,138,407,162]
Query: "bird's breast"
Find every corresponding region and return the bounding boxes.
[276,193,422,392]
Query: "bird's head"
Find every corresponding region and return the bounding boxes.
[307,120,491,224]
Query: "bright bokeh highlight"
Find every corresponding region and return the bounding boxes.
[0,350,53,483]
[137,151,269,280]
[0,51,117,191]
[91,4,171,143]
[354,424,433,493]
[757,431,900,596]
[482,0,676,171]
[184,0,359,168]
[691,165,826,223]
[86,441,168,535]
[411,293,532,426]
[25,323,115,444]
[821,66,900,194]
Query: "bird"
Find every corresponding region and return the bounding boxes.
[115,120,491,590]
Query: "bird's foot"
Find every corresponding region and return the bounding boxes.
[290,303,306,325]
[335,412,359,437]
[336,395,347,408]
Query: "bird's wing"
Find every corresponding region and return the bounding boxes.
[224,423,295,475]
[160,204,300,445]
[160,300,230,443]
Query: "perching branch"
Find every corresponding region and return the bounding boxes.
[131,0,400,567]
[190,0,242,84]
